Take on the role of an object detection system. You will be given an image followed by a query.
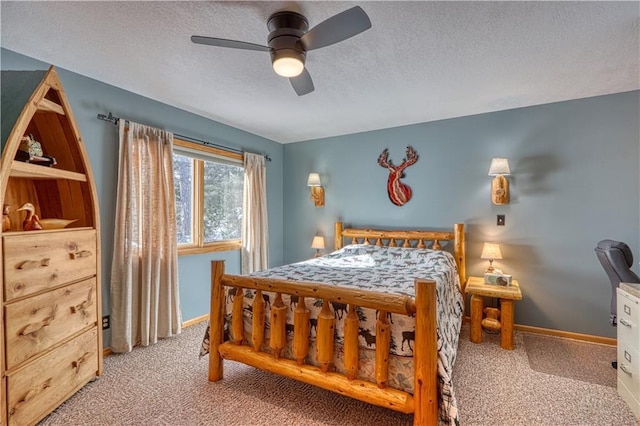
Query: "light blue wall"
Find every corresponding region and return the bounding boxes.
[283,91,640,338]
[1,48,284,347]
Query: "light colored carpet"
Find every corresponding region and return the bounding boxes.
[40,322,637,426]
[454,328,634,425]
[522,333,616,387]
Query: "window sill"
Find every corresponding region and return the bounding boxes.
[178,240,241,256]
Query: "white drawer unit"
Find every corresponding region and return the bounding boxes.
[617,286,640,418]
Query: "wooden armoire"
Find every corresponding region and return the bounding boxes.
[0,66,102,425]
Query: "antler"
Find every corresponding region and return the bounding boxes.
[405,146,419,165]
[377,148,395,169]
[394,145,419,172]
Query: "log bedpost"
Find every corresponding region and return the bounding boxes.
[209,260,226,382]
[413,279,438,425]
[335,221,344,250]
[454,223,466,290]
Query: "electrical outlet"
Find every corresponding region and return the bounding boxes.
[497,215,505,226]
[102,315,110,330]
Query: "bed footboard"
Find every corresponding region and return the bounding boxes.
[208,260,438,425]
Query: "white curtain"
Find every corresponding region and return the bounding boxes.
[242,153,269,274]
[110,121,181,353]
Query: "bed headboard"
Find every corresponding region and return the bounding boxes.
[334,221,466,285]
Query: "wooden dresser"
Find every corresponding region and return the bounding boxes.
[617,283,640,419]
[0,66,102,425]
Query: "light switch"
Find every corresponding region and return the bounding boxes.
[497,215,505,226]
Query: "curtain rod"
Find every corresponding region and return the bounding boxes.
[96,112,271,162]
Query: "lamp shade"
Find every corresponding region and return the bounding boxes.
[311,235,325,249]
[481,242,503,260]
[488,157,511,176]
[307,173,321,187]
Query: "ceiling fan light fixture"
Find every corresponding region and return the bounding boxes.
[191,6,372,95]
[272,49,305,77]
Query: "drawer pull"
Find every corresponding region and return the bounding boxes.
[16,258,50,270]
[72,352,92,374]
[70,250,92,259]
[18,305,58,339]
[70,288,95,318]
[70,299,93,317]
[10,378,52,415]
[619,318,632,327]
[619,364,632,377]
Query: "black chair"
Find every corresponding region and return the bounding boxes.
[595,240,640,368]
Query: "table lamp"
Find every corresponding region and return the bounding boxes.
[481,242,502,272]
[311,235,325,257]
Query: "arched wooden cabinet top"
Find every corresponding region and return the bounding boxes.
[1,65,99,233]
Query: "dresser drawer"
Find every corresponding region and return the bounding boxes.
[5,277,97,370]
[3,229,97,301]
[617,341,639,403]
[617,288,640,352]
[7,327,98,426]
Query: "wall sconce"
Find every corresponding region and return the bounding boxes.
[488,157,511,205]
[481,242,503,272]
[307,173,325,207]
[311,235,325,257]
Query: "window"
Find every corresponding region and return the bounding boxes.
[173,139,244,255]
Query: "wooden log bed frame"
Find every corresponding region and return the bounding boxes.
[208,222,466,425]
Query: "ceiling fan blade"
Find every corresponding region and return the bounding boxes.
[299,6,371,51]
[290,68,314,96]
[191,36,270,52]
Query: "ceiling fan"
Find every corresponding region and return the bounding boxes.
[191,6,372,96]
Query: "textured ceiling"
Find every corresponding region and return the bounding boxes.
[1,1,638,144]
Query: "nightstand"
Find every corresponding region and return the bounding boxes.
[465,276,522,350]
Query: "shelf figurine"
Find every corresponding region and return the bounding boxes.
[15,134,57,167]
[17,202,43,231]
[19,134,44,157]
[2,204,11,232]
[16,202,78,231]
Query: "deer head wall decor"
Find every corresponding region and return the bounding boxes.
[377,146,419,206]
